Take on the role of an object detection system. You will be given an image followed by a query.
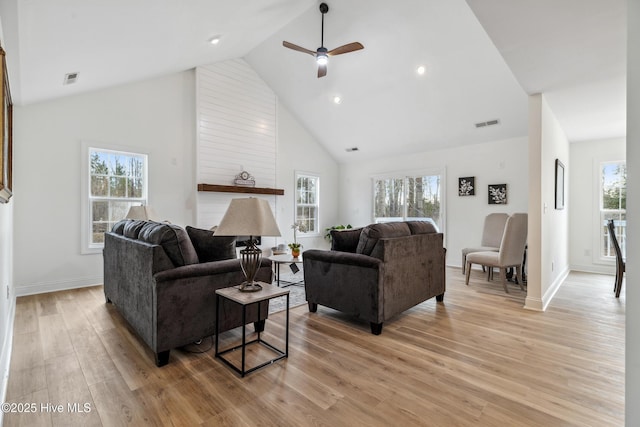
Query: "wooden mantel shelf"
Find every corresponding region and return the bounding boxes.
[197,184,284,196]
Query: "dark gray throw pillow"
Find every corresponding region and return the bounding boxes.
[123,220,147,239]
[186,226,237,262]
[330,228,362,253]
[356,222,411,256]
[111,219,130,235]
[138,222,199,267]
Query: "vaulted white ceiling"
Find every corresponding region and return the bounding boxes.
[0,0,626,163]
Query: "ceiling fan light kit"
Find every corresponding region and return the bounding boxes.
[283,2,364,78]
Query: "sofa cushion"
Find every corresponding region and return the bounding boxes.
[111,219,130,235]
[330,228,362,253]
[138,222,199,266]
[123,220,147,239]
[186,226,237,262]
[406,220,438,235]
[356,222,411,256]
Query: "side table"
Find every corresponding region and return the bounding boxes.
[215,282,289,377]
[268,254,304,287]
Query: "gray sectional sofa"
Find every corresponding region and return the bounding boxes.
[303,221,446,334]
[103,219,272,366]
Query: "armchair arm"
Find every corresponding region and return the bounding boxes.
[303,249,383,324]
[154,258,272,283]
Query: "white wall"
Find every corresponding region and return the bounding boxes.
[569,137,625,273]
[338,136,529,269]
[276,102,338,251]
[13,71,197,295]
[626,0,640,423]
[526,94,570,311]
[0,200,13,423]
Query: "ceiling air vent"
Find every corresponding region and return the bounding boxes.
[345,147,359,152]
[63,72,79,85]
[475,119,500,128]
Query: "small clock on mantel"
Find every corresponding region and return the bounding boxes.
[234,171,256,187]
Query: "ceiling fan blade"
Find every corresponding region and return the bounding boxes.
[318,64,327,78]
[282,41,317,56]
[328,42,364,56]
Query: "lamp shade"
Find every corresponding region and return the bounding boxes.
[125,205,158,221]
[214,198,281,237]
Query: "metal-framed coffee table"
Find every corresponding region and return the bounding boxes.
[268,254,304,287]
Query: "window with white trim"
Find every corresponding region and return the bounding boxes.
[600,161,626,259]
[295,172,319,234]
[373,173,443,230]
[88,148,147,247]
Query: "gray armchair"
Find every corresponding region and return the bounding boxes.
[465,213,528,292]
[303,221,446,335]
[461,213,508,273]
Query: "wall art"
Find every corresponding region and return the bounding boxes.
[0,46,12,204]
[488,184,507,205]
[458,177,475,196]
[555,159,565,209]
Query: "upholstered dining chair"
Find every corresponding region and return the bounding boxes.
[461,213,509,274]
[607,219,625,298]
[465,213,528,293]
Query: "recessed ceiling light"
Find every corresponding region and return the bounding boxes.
[333,96,342,105]
[209,36,221,45]
[416,65,426,75]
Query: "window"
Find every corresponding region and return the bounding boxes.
[601,161,626,259]
[295,173,319,234]
[373,172,443,230]
[88,148,147,248]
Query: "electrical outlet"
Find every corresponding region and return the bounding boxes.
[584,249,591,256]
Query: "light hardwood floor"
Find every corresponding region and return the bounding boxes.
[3,268,624,426]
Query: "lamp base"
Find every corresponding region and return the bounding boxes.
[239,281,263,292]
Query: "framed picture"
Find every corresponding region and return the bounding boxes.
[0,46,12,203]
[488,184,507,204]
[458,177,475,196]
[555,159,565,210]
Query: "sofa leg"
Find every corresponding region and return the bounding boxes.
[308,302,318,312]
[370,322,383,335]
[105,294,111,303]
[254,319,265,333]
[155,350,170,367]
[436,293,444,302]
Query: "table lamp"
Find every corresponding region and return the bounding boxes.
[214,198,281,292]
[125,205,159,221]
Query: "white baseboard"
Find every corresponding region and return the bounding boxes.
[16,276,103,297]
[524,267,569,311]
[570,263,615,275]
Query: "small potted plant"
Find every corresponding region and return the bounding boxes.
[289,221,307,258]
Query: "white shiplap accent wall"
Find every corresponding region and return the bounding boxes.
[196,59,278,230]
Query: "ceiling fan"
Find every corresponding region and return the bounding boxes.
[282,2,364,78]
